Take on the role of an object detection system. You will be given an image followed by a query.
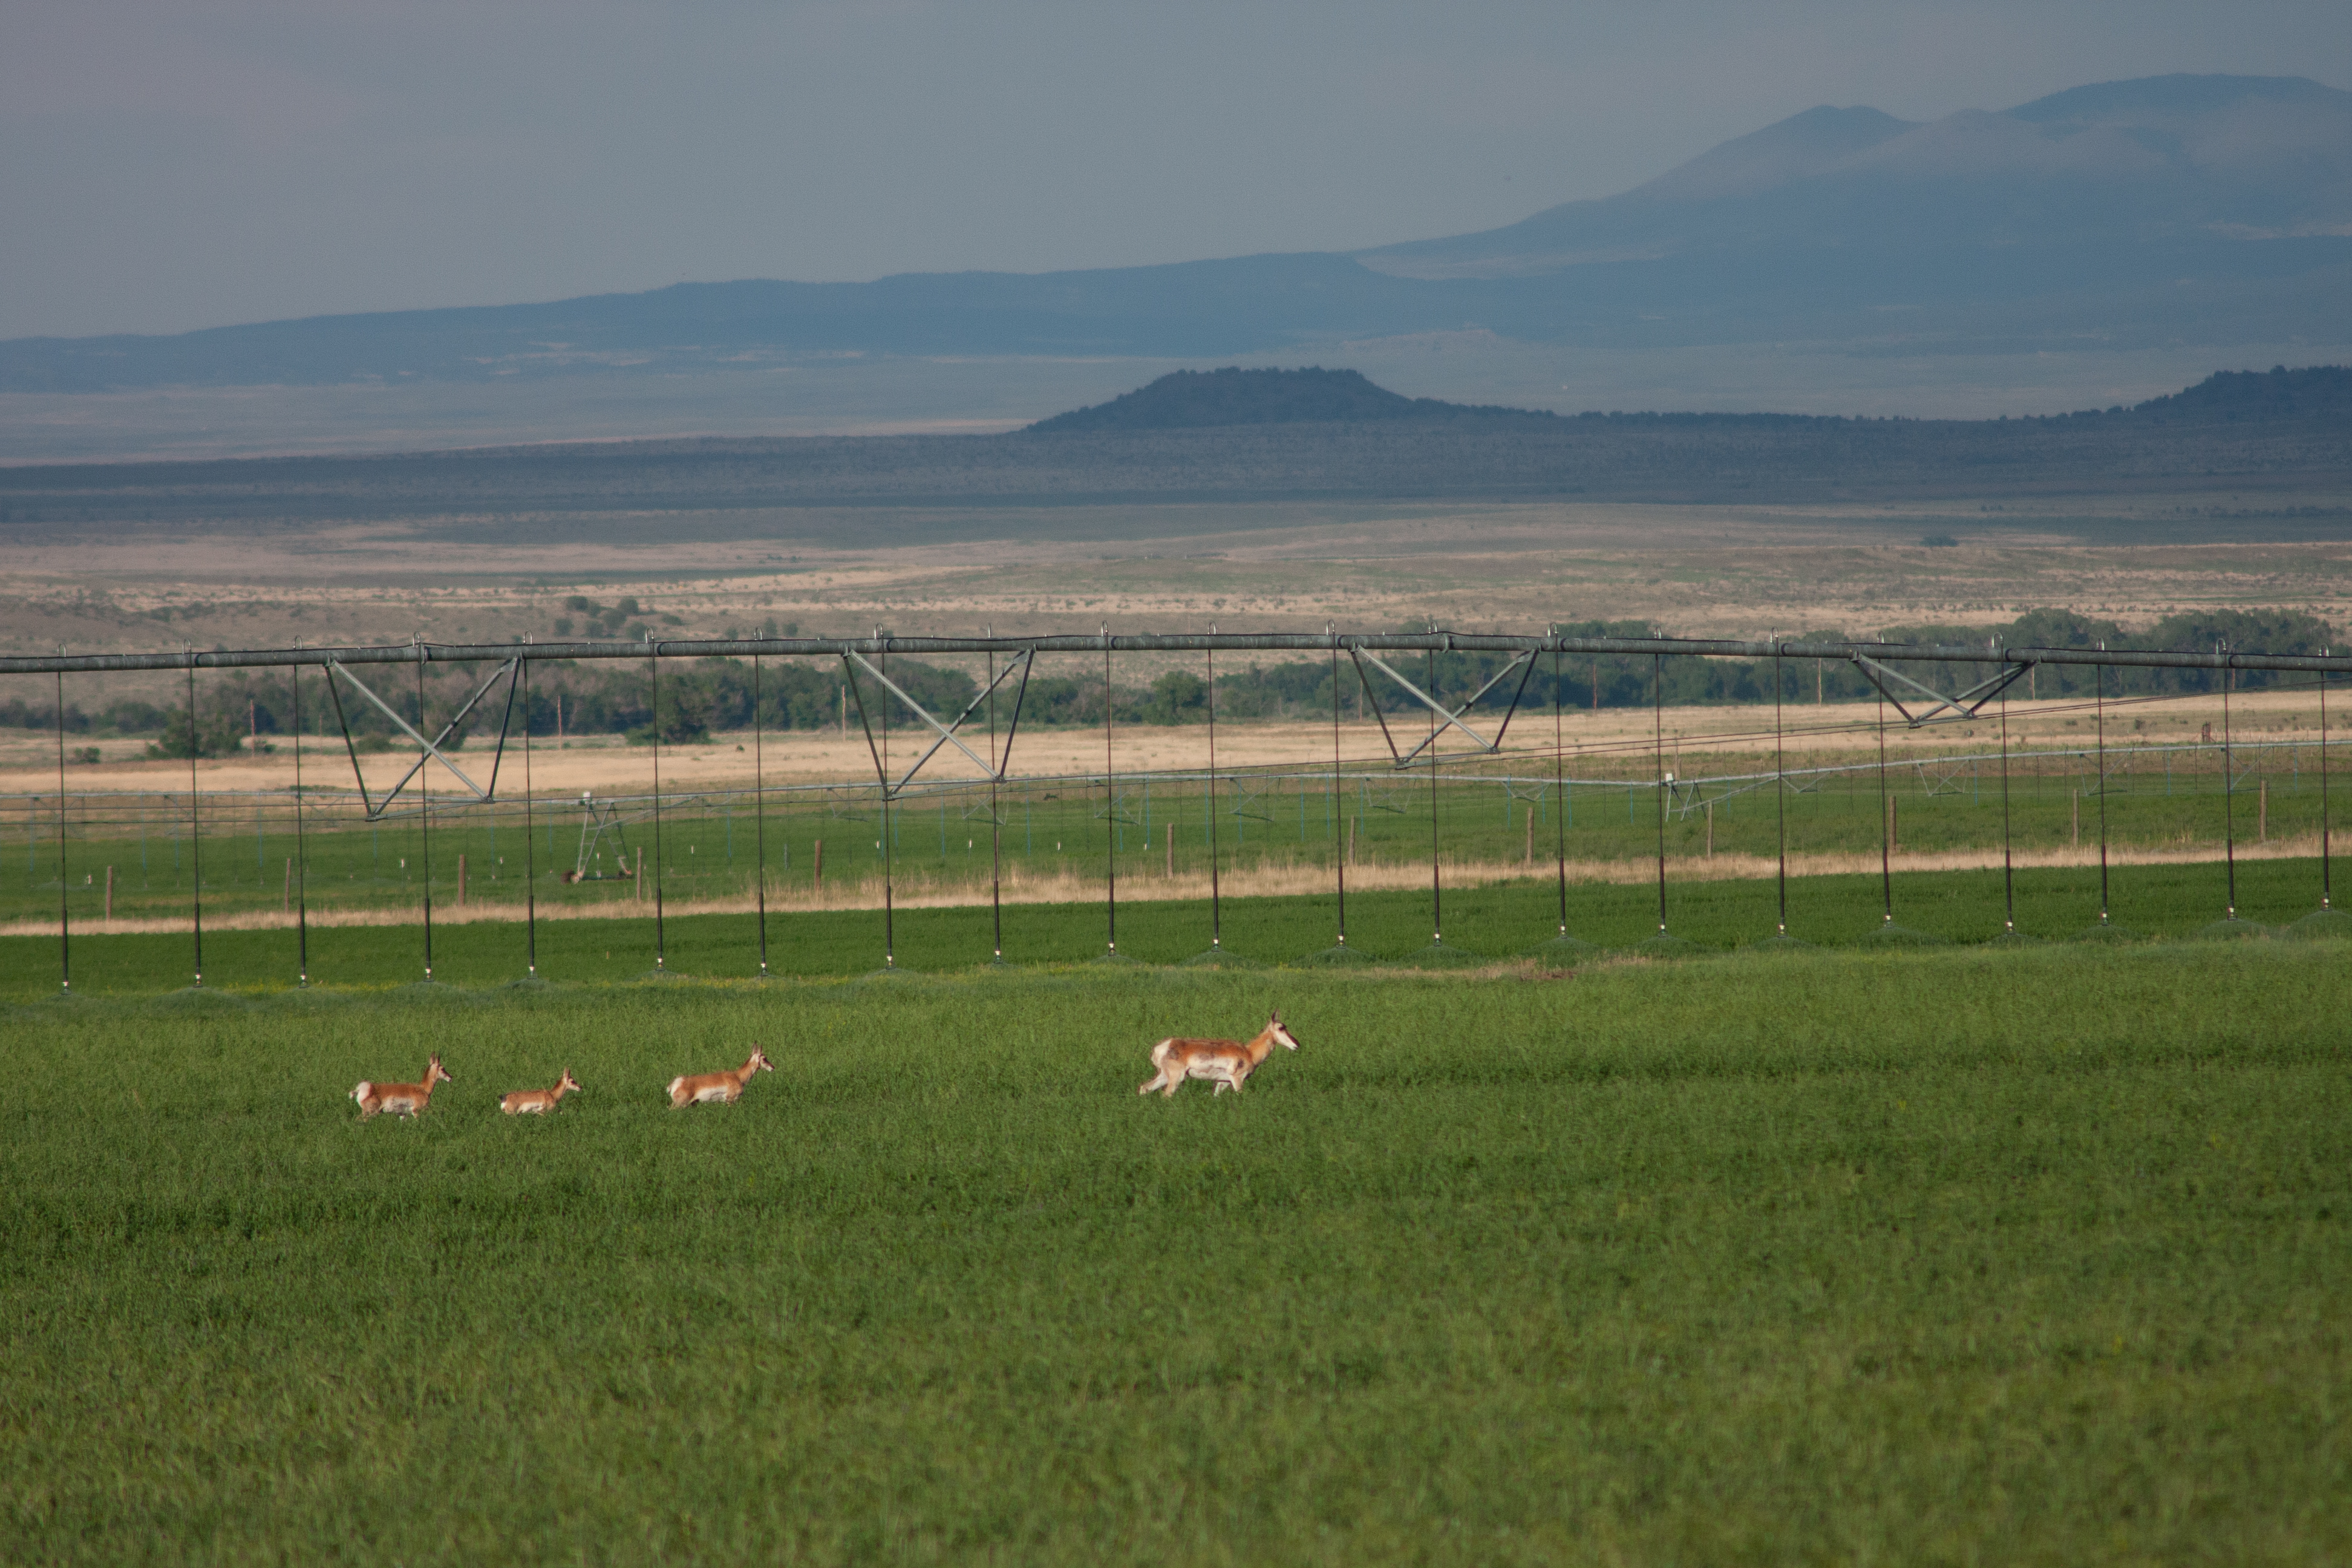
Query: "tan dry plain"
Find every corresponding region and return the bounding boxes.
[6,494,2352,714]
[0,688,2328,792]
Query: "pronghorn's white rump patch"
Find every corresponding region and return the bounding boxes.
[350,1081,371,1103]
[666,1076,685,1100]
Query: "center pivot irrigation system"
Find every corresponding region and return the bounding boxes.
[9,627,2349,991]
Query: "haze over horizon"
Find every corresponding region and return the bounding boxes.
[7,1,2352,341]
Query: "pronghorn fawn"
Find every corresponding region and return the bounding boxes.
[667,1045,773,1108]
[500,1068,582,1116]
[350,1054,454,1120]
[1138,1011,1301,1097]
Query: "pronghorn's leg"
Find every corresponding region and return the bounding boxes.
[1138,1071,1168,1096]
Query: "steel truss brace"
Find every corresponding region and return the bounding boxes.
[324,656,520,819]
[843,647,1034,797]
[1849,654,2031,728]
[1350,646,1538,768]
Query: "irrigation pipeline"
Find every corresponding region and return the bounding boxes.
[11,631,2352,678]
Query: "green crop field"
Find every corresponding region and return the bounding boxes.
[2,851,2344,999]
[3,909,2349,1563]
[2,736,2324,929]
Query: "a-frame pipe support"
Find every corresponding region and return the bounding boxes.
[324,655,521,818]
[841,647,1036,796]
[1850,653,2033,728]
[1350,644,1538,768]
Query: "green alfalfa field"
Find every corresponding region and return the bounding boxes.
[3,881,2349,1563]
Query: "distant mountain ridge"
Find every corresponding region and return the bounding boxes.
[4,73,2349,395]
[5,367,2346,526]
[1031,364,2352,431]
[1027,367,1561,431]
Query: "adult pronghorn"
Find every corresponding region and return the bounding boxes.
[667,1045,773,1108]
[350,1054,453,1120]
[1138,1011,1301,1098]
[501,1068,582,1116]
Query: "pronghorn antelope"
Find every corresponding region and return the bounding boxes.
[500,1068,581,1116]
[1138,1011,1301,1097]
[667,1045,772,1108]
[351,1054,453,1119]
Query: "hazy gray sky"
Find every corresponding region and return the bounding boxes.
[5,1,2349,340]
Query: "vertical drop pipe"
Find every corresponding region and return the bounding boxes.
[292,659,310,984]
[54,671,70,993]
[987,647,1004,962]
[1103,630,1118,957]
[1330,633,1349,950]
[2221,647,2238,918]
[523,656,539,979]
[188,659,204,987]
[2094,657,2114,924]
[1428,645,1443,944]
[1999,676,2017,933]
[1875,687,1893,927]
[648,641,667,972]
[418,652,433,982]
[1551,643,1569,937]
[1653,653,1669,933]
[1773,644,1789,936]
[1206,640,1223,953]
[2321,663,2334,911]
[753,654,768,977]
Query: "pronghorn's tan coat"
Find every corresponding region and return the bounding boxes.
[1139,1011,1301,1097]
[668,1046,772,1108]
[501,1068,581,1116]
[351,1054,452,1119]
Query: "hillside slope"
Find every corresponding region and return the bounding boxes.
[3,76,2348,394]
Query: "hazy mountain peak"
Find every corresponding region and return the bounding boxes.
[1844,108,2175,181]
[1627,104,1918,202]
[2005,73,2349,128]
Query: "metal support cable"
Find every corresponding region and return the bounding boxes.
[1999,679,2016,934]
